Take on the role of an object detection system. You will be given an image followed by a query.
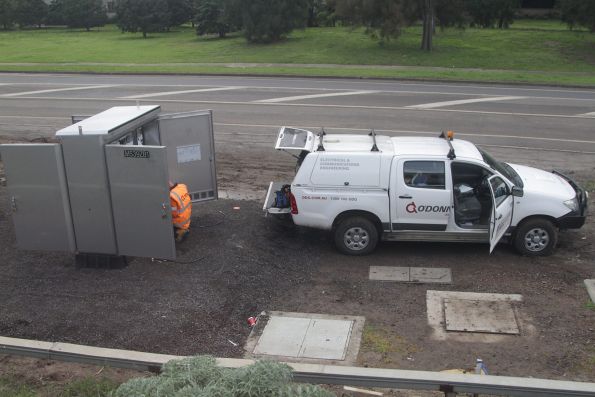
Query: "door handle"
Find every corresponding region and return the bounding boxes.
[399,195,412,199]
[496,214,502,220]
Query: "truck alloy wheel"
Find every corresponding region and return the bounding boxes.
[514,218,557,256]
[344,227,370,251]
[334,216,378,255]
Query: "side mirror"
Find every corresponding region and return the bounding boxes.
[511,186,524,197]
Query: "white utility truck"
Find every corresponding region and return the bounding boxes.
[263,128,588,256]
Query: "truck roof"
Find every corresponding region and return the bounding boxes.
[316,134,483,161]
[391,136,483,161]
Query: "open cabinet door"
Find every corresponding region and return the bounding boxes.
[158,110,217,203]
[105,145,175,260]
[0,144,76,252]
[488,175,514,253]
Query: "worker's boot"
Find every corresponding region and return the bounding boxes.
[175,228,189,243]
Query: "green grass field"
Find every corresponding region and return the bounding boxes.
[0,20,594,85]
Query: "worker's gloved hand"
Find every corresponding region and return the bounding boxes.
[175,228,189,243]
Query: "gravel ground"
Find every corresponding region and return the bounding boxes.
[1,138,594,385]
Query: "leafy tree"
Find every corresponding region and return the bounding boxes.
[558,0,595,32]
[334,0,467,50]
[194,0,234,37]
[116,0,170,38]
[0,0,15,29]
[434,0,467,29]
[14,0,47,28]
[334,0,407,42]
[46,0,64,25]
[240,0,309,42]
[307,0,336,27]
[50,0,107,30]
[167,0,192,27]
[465,0,519,28]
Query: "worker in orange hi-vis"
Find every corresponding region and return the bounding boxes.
[169,181,192,243]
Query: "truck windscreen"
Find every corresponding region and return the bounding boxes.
[478,147,524,188]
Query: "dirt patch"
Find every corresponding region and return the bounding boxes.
[0,355,148,395]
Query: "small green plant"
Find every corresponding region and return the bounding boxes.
[583,180,595,193]
[59,377,119,397]
[361,324,418,363]
[112,356,335,397]
[0,376,36,397]
[586,300,595,311]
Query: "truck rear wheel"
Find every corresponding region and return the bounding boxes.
[513,218,557,256]
[334,216,378,256]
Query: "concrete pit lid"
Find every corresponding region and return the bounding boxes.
[444,299,520,335]
[370,266,452,284]
[246,311,365,364]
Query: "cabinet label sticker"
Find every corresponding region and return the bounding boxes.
[124,149,150,159]
[177,144,201,163]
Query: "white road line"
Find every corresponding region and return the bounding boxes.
[2,81,595,102]
[121,86,243,99]
[3,95,595,120]
[2,72,594,95]
[581,111,595,117]
[407,96,525,109]
[477,143,595,155]
[213,122,595,145]
[0,85,118,97]
[256,90,379,103]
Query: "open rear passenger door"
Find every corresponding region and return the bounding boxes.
[488,175,514,253]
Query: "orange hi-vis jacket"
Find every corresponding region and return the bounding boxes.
[170,183,192,230]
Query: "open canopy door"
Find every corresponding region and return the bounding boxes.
[158,110,217,203]
[275,127,316,152]
[106,144,176,260]
[488,175,514,253]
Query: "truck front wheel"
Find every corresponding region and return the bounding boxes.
[334,216,379,256]
[513,218,558,256]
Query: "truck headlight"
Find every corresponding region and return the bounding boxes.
[563,197,579,212]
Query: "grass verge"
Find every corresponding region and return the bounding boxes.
[0,375,119,397]
[0,20,594,86]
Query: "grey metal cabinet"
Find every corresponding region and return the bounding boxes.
[1,106,218,261]
[0,144,76,252]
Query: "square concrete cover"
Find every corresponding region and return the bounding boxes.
[444,299,520,335]
[370,266,451,284]
[369,266,410,281]
[410,267,452,283]
[253,316,353,360]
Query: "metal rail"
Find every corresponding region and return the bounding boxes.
[1,336,594,397]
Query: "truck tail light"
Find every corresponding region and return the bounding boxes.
[289,192,298,215]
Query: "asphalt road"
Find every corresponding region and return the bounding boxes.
[0,72,594,173]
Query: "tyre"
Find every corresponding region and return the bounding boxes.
[513,218,558,256]
[334,216,379,256]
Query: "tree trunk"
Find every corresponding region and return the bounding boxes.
[421,0,433,51]
[143,30,147,38]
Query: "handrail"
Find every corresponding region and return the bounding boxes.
[1,336,594,397]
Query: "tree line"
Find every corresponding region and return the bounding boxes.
[0,0,593,48]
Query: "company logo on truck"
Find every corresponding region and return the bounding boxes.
[406,202,450,214]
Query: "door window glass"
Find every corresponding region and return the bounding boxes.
[490,177,509,207]
[404,161,445,189]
